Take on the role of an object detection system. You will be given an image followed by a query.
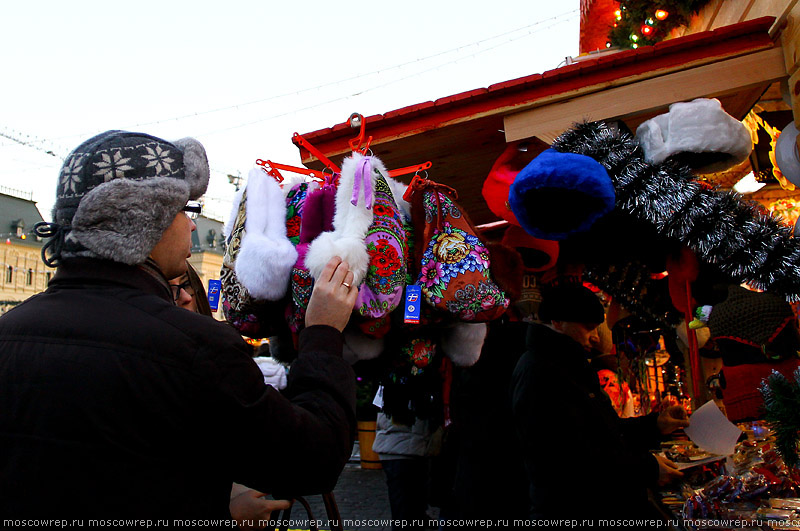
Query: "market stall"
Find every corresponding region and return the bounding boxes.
[216,6,800,527]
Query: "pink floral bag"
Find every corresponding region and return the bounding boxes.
[355,172,408,321]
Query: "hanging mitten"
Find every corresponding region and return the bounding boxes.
[235,168,298,300]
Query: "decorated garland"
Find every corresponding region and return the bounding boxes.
[608,0,713,49]
[761,369,800,468]
[551,121,800,301]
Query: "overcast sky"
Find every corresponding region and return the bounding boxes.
[0,1,579,222]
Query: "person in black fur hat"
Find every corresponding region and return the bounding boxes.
[0,130,359,523]
[511,282,689,519]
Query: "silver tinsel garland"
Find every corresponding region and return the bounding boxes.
[552,121,800,301]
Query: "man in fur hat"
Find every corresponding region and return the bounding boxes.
[0,131,358,524]
[511,283,688,519]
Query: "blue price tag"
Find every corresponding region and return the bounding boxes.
[404,285,421,324]
[207,279,222,312]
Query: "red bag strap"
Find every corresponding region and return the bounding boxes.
[404,175,458,231]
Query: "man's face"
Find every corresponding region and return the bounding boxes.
[149,212,196,280]
[553,321,600,352]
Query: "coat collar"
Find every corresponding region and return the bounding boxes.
[50,257,174,303]
[526,322,592,370]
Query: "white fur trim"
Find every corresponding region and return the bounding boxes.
[635,98,753,173]
[342,329,385,364]
[305,152,385,285]
[254,356,288,390]
[440,323,487,367]
[386,176,412,222]
[223,185,246,241]
[235,168,298,300]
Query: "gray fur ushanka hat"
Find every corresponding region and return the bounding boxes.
[39,130,210,266]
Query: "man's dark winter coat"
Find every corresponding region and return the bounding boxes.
[511,323,661,519]
[0,259,355,521]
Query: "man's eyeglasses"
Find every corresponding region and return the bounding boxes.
[170,281,194,301]
[182,202,202,220]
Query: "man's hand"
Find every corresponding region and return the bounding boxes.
[230,488,290,531]
[305,257,358,332]
[655,454,683,486]
[657,405,690,435]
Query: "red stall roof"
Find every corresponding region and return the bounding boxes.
[296,17,784,226]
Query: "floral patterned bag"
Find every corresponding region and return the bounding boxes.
[406,176,509,322]
[355,172,409,322]
[287,180,336,334]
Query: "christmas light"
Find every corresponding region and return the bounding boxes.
[606,42,612,48]
[630,34,639,42]
[632,43,639,49]
[646,17,655,25]
[655,9,668,20]
[641,25,653,35]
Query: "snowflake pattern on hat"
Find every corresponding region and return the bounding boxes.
[93,150,134,182]
[141,144,175,174]
[59,154,86,196]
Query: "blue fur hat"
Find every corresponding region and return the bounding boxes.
[508,148,615,241]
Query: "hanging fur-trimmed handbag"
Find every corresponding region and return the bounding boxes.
[305,153,411,331]
[405,176,510,322]
[287,178,337,334]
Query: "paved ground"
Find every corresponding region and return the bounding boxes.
[284,442,438,531]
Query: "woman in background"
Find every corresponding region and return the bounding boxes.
[170,261,213,316]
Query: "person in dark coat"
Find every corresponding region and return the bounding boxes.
[0,131,358,524]
[511,283,688,519]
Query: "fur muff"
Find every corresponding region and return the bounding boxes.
[223,186,246,241]
[635,98,753,174]
[71,177,189,265]
[305,153,387,285]
[235,168,298,301]
[440,322,488,367]
[342,328,385,364]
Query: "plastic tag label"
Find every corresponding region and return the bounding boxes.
[404,284,421,324]
[373,384,384,408]
[207,279,221,312]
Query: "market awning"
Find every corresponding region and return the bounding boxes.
[296,17,784,227]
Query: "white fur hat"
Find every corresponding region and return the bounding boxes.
[635,98,753,174]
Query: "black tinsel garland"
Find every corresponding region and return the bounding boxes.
[761,369,800,468]
[552,121,800,301]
